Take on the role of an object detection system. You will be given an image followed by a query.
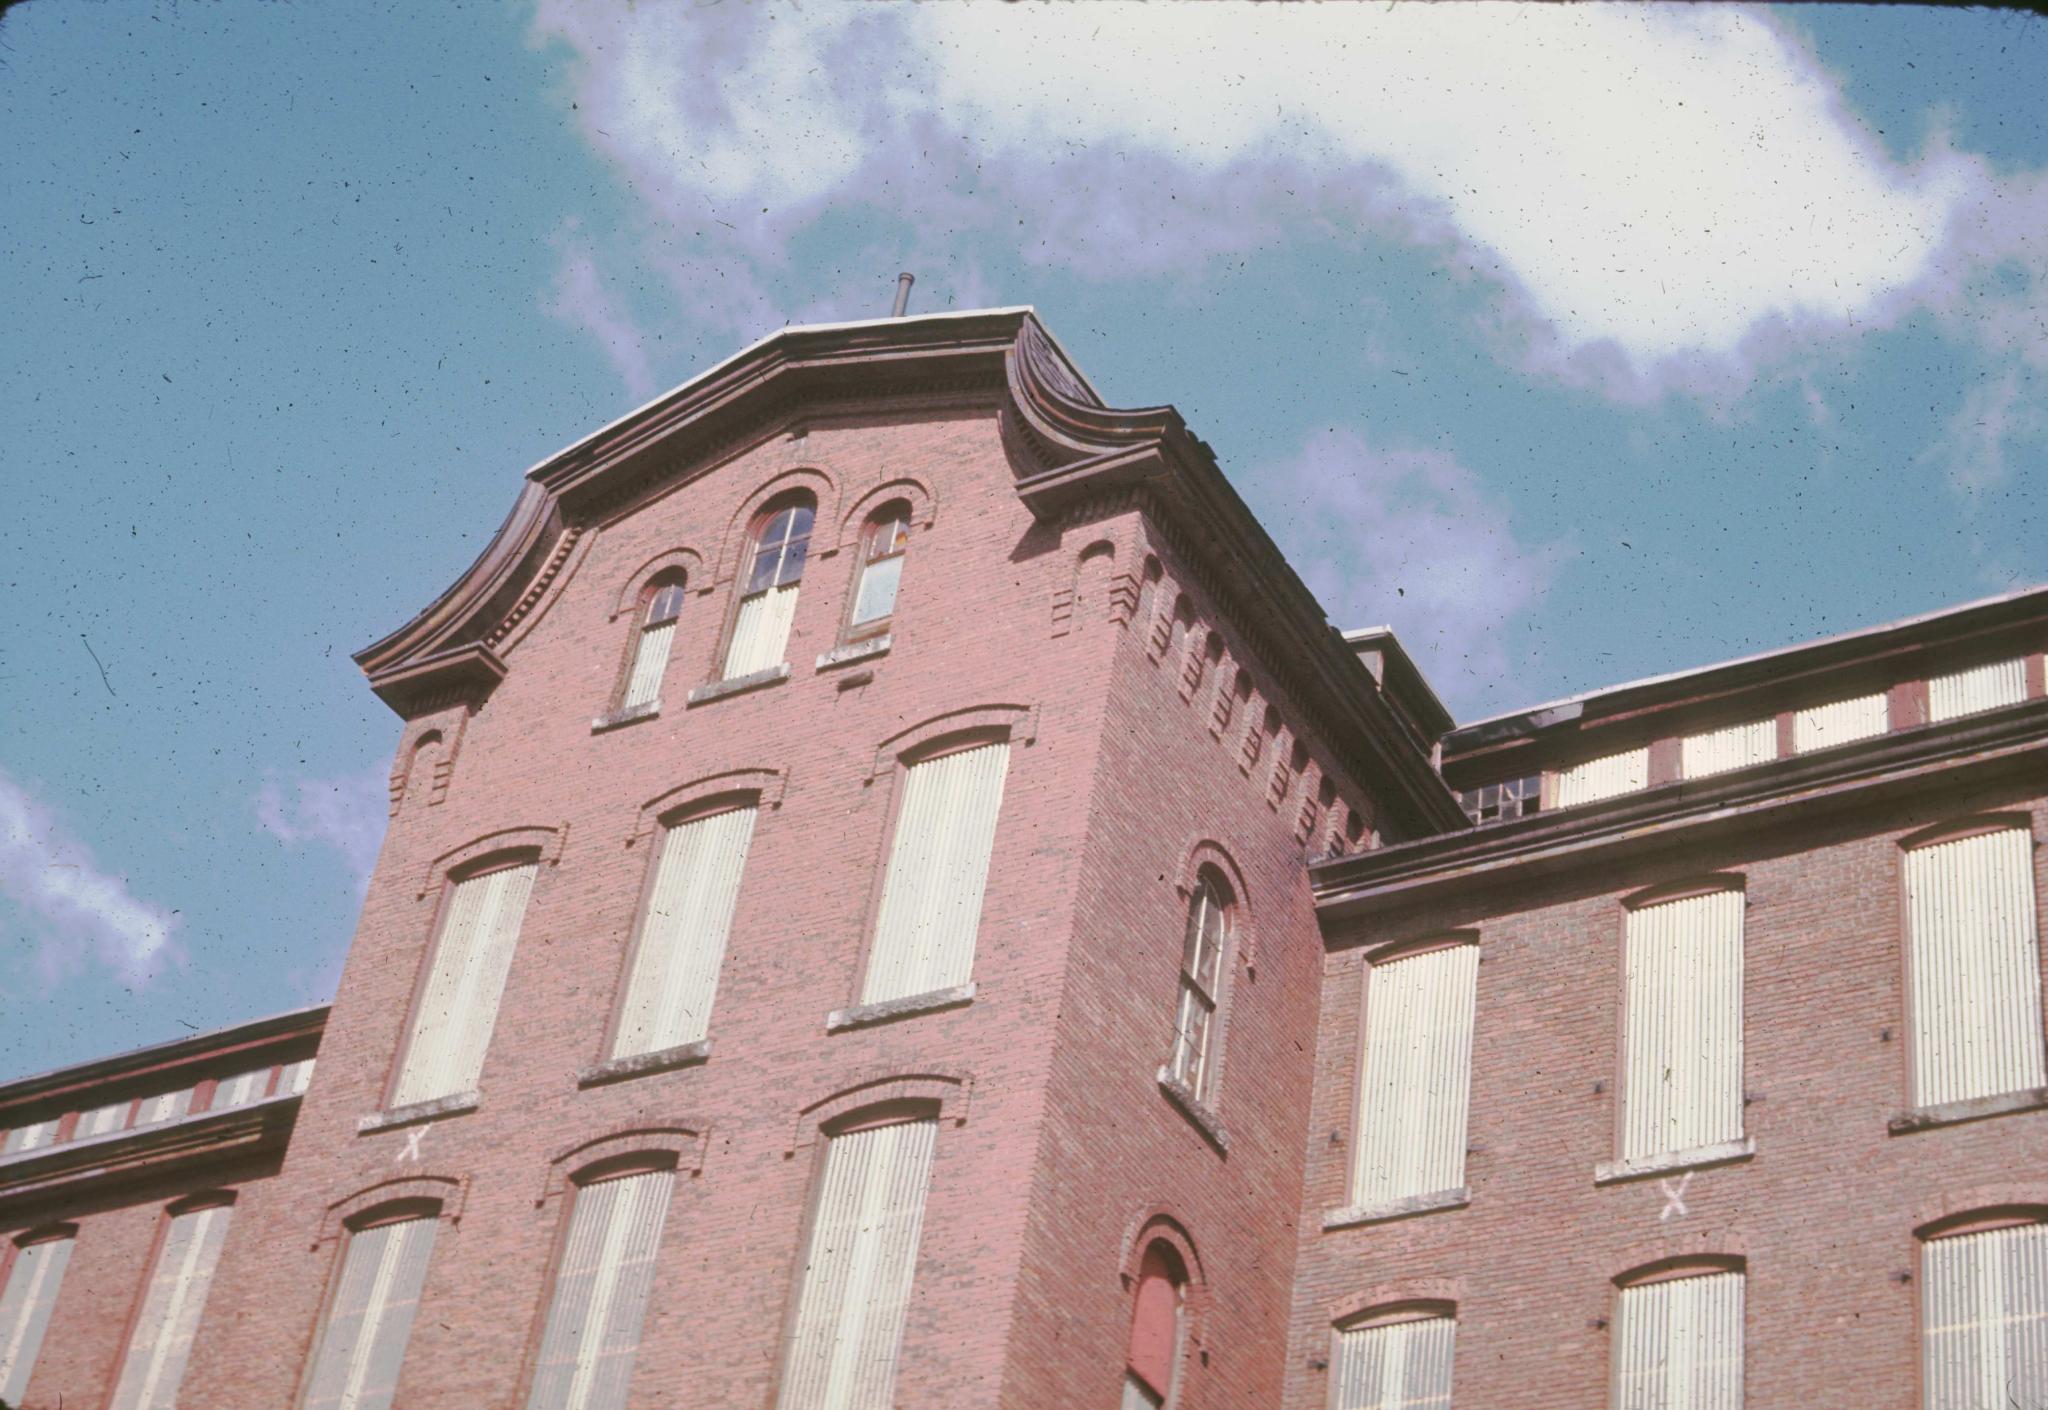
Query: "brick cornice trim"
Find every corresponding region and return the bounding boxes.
[416,823,566,897]
[316,1172,468,1246]
[1609,1242,1747,1287]
[835,476,936,549]
[632,768,788,846]
[1912,1189,2048,1239]
[1117,1208,1206,1291]
[868,704,1037,781]
[1324,1280,1461,1329]
[538,1125,709,1204]
[787,1072,972,1155]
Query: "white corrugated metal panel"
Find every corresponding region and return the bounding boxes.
[0,1236,73,1404]
[134,1088,194,1131]
[1329,1316,1456,1410]
[1,1120,58,1155]
[1351,945,1479,1206]
[1906,827,2045,1108]
[526,1168,675,1410]
[851,554,903,627]
[285,1058,317,1095]
[777,1118,938,1410]
[1552,748,1650,809]
[1792,693,1890,754]
[391,862,537,1108]
[302,1214,438,1410]
[722,584,799,679]
[213,1066,274,1111]
[1680,721,1777,780]
[613,806,757,1057]
[620,621,676,710]
[109,1203,233,1410]
[861,743,1010,1005]
[1929,659,2029,723]
[1613,1271,1744,1410]
[1923,1222,2048,1410]
[1623,890,1744,1162]
[78,1099,133,1138]
[1122,1371,1165,1409]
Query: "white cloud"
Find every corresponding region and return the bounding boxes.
[0,768,179,985]
[1251,428,1566,713]
[531,3,2007,394]
[1925,368,2045,496]
[255,764,388,892]
[548,235,659,400]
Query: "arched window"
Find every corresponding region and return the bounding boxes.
[846,501,911,642]
[1123,1241,1187,1409]
[1168,872,1232,1104]
[526,1161,677,1410]
[723,495,814,679]
[302,1205,441,1410]
[1922,1214,2048,1406]
[619,576,687,713]
[1611,1263,1743,1410]
[1330,1305,1456,1410]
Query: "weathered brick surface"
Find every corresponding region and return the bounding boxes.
[1287,780,2048,1410]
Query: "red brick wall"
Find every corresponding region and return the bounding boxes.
[176,405,1145,1409]
[1287,778,2048,1409]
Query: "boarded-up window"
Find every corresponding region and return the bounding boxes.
[612,806,757,1057]
[133,1088,195,1131]
[1329,1315,1456,1410]
[1553,749,1650,809]
[212,1066,277,1112]
[391,862,538,1109]
[1351,945,1479,1206]
[778,1119,937,1410]
[848,506,910,639]
[723,502,811,679]
[109,1204,233,1410]
[1622,890,1744,1162]
[1793,693,1889,753]
[1929,659,2028,724]
[301,1214,438,1410]
[1612,1271,1743,1410]
[1905,826,2045,1108]
[860,743,1009,1005]
[0,1120,58,1156]
[1167,875,1230,1103]
[0,1236,73,1404]
[526,1168,675,1410]
[283,1058,318,1096]
[1923,1222,2048,1410]
[621,583,685,711]
[1125,1242,1185,1407]
[1680,722,1776,780]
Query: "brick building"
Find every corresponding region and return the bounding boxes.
[3,307,2044,1410]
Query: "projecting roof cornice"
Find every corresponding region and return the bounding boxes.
[351,308,1463,831]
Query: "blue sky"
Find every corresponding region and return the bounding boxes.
[2,2,2044,1080]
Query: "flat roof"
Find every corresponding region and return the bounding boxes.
[0,1003,329,1105]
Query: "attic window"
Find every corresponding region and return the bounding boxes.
[1458,775,1541,826]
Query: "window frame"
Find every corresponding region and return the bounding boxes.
[610,572,689,715]
[1344,935,1481,1216]
[1326,1301,1458,1410]
[1607,1259,1746,1410]
[842,500,913,645]
[716,492,817,681]
[1167,870,1235,1108]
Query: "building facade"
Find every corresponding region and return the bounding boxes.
[3,308,2044,1409]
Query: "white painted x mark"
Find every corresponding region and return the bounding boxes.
[1658,1171,1692,1222]
[396,1126,427,1165]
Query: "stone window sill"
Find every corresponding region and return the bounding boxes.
[578,1040,713,1089]
[357,1090,480,1135]
[591,700,661,734]
[1890,1087,2048,1135]
[1156,1068,1230,1154]
[816,635,892,672]
[687,663,791,707]
[827,983,976,1033]
[1594,1135,1754,1186]
[1322,1186,1470,1231]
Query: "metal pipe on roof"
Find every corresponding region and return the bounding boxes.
[891,272,915,317]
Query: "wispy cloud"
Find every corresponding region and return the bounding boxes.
[0,768,180,985]
[255,764,388,892]
[548,232,660,400]
[1925,368,2045,497]
[1252,428,1567,716]
[530,4,2021,398]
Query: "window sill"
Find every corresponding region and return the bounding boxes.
[687,663,790,707]
[356,1090,480,1135]
[590,700,661,733]
[1889,1087,2048,1134]
[1594,1136,1754,1186]
[1321,1186,1470,1231]
[827,983,976,1033]
[1156,1068,1230,1154]
[816,635,891,671]
[577,1040,712,1088]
